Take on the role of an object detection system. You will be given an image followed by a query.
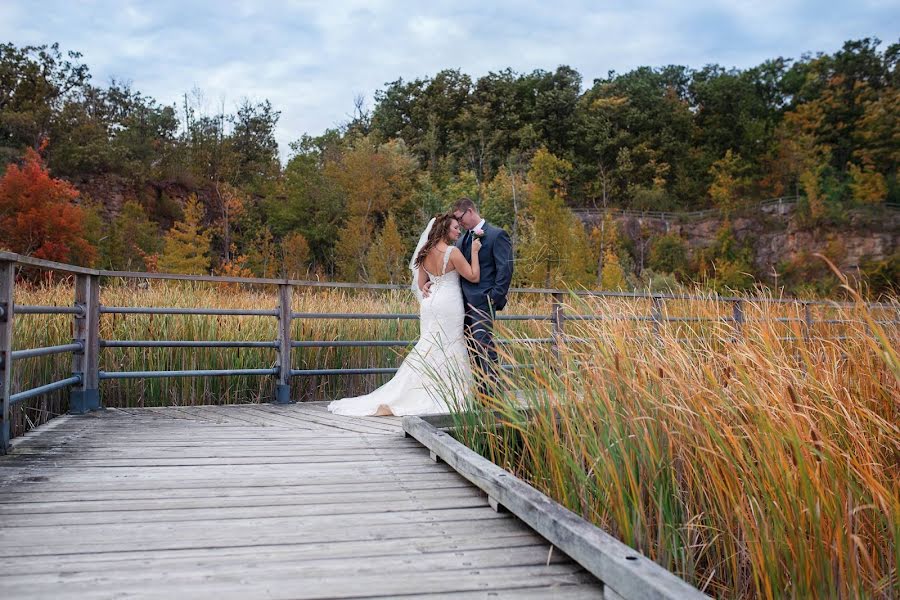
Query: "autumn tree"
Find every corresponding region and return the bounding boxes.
[366,213,408,284]
[599,249,627,290]
[330,137,419,280]
[589,213,623,286]
[708,149,749,216]
[281,232,310,279]
[516,148,592,287]
[0,147,96,264]
[245,226,279,278]
[481,165,522,235]
[158,195,211,275]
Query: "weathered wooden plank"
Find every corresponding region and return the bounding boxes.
[2,495,493,526]
[0,516,533,557]
[253,403,402,435]
[0,404,606,598]
[0,486,484,513]
[0,532,548,572]
[0,564,595,600]
[0,480,475,505]
[0,471,470,494]
[403,416,706,600]
[398,586,605,599]
[0,544,576,586]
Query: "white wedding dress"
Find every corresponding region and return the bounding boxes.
[327,246,472,416]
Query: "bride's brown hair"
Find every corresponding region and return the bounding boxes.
[414,213,456,268]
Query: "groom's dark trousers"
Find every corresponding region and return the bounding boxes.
[457,222,513,395]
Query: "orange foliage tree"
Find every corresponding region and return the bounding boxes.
[0,147,96,265]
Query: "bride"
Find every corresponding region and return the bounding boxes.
[327,213,481,416]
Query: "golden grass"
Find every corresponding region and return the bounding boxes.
[452,290,900,598]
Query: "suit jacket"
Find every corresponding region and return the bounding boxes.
[456,222,513,311]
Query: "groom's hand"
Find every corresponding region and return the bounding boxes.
[421,281,433,298]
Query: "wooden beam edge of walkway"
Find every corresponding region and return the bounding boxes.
[401,414,709,600]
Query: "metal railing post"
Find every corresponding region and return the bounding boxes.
[651,296,664,340]
[0,259,14,453]
[551,292,565,359]
[732,299,744,339]
[70,273,100,413]
[803,302,812,343]
[274,283,293,404]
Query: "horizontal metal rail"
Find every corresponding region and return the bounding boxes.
[10,376,82,405]
[14,305,84,316]
[11,343,83,361]
[291,367,400,376]
[292,337,555,349]
[294,340,414,348]
[99,369,278,380]
[101,340,278,349]
[292,364,525,377]
[292,312,418,320]
[496,314,553,321]
[101,307,278,317]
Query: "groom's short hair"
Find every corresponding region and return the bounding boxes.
[453,197,477,214]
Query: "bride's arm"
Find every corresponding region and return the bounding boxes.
[450,244,480,283]
[417,264,429,293]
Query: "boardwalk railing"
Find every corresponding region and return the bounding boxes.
[1,249,898,453]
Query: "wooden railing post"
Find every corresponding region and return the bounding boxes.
[0,259,14,453]
[70,273,100,414]
[274,283,293,404]
[551,292,565,359]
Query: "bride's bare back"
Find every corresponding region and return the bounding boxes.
[422,244,455,276]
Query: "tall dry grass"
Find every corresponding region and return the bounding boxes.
[452,289,900,598]
[8,278,548,432]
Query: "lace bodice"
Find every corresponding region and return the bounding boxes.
[425,246,457,284]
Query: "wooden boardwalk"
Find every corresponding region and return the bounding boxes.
[0,402,602,599]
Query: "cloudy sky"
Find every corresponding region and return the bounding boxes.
[2,1,897,158]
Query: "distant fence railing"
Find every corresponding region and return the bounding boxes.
[1,250,898,453]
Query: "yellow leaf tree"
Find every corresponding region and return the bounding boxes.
[517,147,592,288]
[158,195,211,275]
[708,149,748,216]
[366,213,408,284]
[282,232,310,279]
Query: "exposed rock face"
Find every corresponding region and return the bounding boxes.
[69,175,216,230]
[579,203,899,281]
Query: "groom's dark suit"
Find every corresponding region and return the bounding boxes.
[457,222,513,393]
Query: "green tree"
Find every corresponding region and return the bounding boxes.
[267,136,343,271]
[481,165,522,234]
[100,200,162,271]
[0,43,89,159]
[648,233,689,278]
[158,195,211,275]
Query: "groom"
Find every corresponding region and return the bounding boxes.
[452,197,513,394]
